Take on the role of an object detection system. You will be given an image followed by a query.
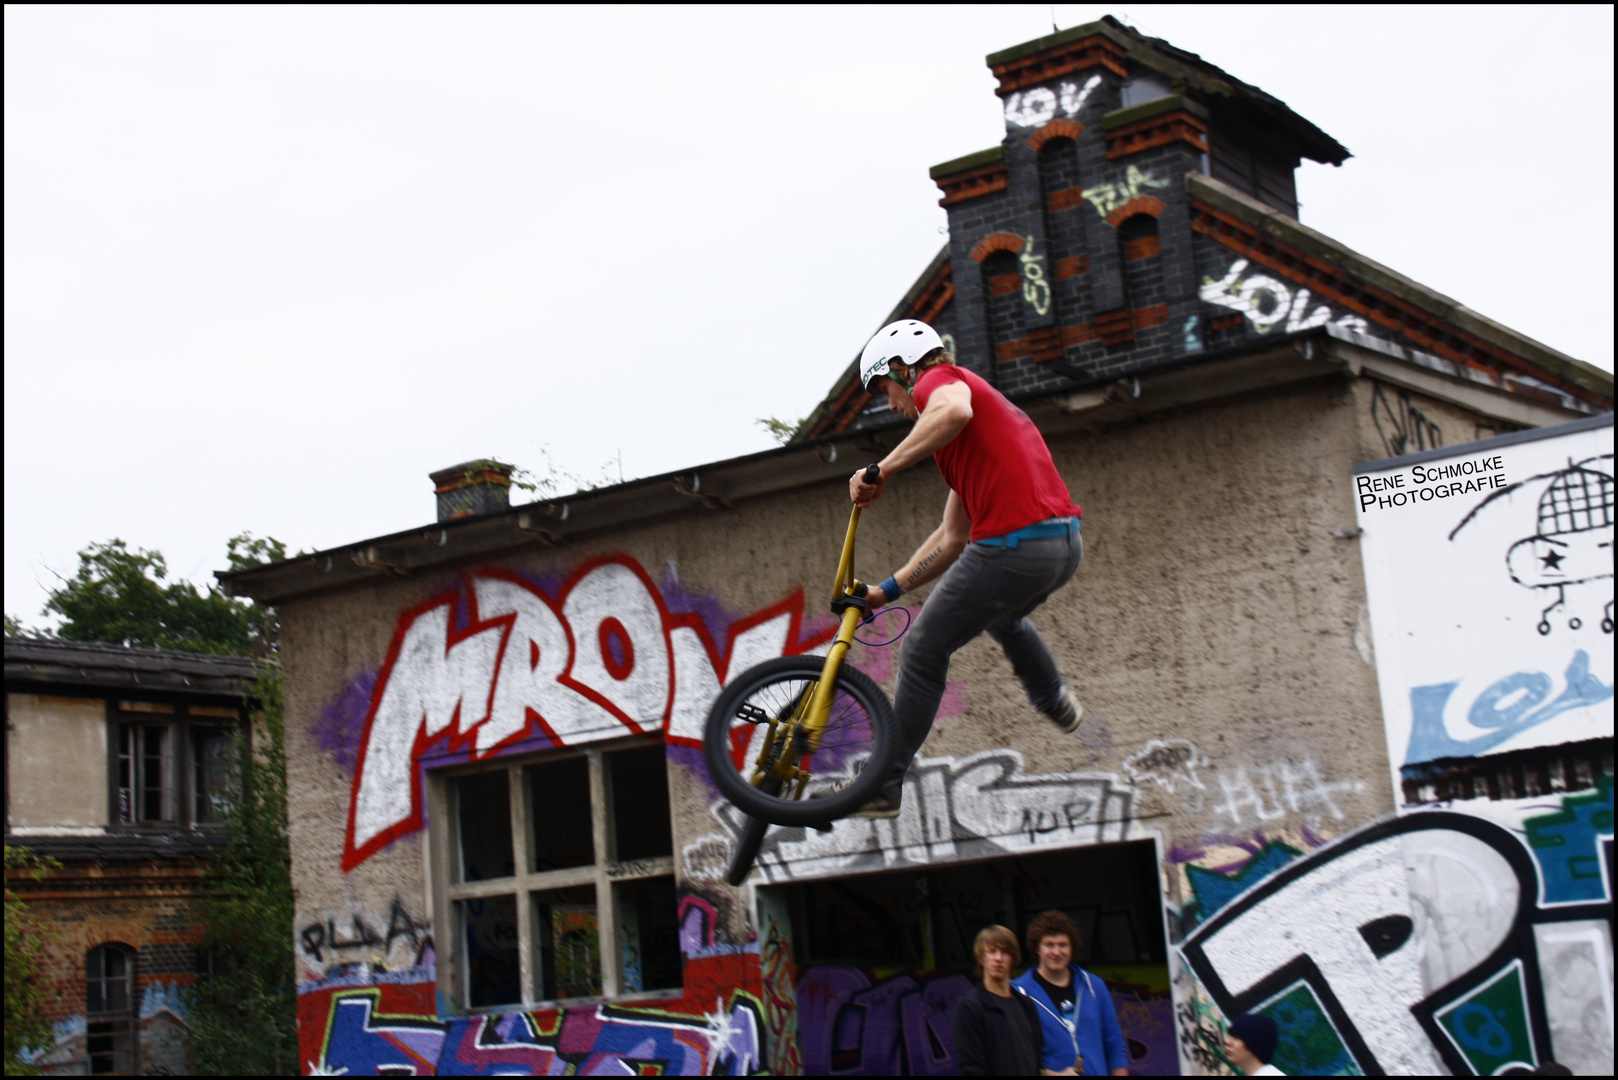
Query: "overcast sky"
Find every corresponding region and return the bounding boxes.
[6,4,1613,629]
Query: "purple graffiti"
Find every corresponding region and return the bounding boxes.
[313,670,376,777]
[798,967,973,1076]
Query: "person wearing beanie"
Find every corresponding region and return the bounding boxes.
[1225,1013,1283,1076]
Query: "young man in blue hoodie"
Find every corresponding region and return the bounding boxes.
[1013,910,1130,1075]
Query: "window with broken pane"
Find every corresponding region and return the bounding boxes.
[114,701,246,830]
[435,740,681,1012]
[87,944,135,1074]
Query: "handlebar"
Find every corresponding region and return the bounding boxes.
[831,465,883,605]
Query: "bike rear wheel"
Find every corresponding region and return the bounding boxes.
[704,654,895,827]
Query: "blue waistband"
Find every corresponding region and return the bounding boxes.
[976,516,1081,549]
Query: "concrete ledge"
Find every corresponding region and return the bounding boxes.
[928,146,1004,180]
[1101,94,1208,130]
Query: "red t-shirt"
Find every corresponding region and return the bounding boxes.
[912,365,1082,542]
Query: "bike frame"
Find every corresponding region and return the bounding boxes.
[752,499,870,792]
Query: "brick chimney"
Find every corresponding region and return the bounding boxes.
[429,460,513,522]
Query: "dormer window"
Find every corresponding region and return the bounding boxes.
[1120,72,1172,108]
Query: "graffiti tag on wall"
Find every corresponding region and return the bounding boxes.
[698,749,1136,885]
[298,956,765,1076]
[1083,164,1168,220]
[341,555,829,869]
[1003,74,1101,128]
[1200,258,1370,336]
[1182,787,1615,1076]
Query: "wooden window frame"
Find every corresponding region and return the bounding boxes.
[427,736,680,1015]
[86,943,137,1074]
[107,699,246,832]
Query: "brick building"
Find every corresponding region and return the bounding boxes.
[5,637,256,1075]
[220,17,1611,1076]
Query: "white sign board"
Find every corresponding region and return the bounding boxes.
[1354,415,1613,805]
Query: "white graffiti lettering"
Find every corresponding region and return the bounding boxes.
[1209,758,1363,831]
[1200,258,1371,337]
[342,556,822,870]
[710,749,1136,883]
[1003,74,1100,129]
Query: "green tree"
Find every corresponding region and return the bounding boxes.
[40,535,285,659]
[187,665,297,1075]
[3,614,45,638]
[4,845,60,1075]
[756,415,803,446]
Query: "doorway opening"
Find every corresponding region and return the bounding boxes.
[760,838,1178,1075]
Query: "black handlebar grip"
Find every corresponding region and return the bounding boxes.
[864,464,881,483]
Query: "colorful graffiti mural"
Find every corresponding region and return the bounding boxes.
[1179,781,1615,1076]
[335,555,831,870]
[298,954,765,1075]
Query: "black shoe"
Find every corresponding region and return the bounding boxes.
[1043,687,1084,734]
[851,779,904,819]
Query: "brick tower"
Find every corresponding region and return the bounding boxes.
[801,16,1606,438]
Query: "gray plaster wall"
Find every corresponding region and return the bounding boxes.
[279,372,1408,975]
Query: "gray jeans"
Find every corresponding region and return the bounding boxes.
[888,527,1084,780]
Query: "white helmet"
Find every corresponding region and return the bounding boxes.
[859,320,944,392]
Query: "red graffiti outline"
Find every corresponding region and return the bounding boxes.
[342,554,833,871]
[343,591,515,871]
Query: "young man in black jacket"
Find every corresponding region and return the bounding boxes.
[952,925,1045,1075]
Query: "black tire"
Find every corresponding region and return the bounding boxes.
[704,654,895,827]
[726,796,776,887]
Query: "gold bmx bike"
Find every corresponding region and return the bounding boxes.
[703,465,898,885]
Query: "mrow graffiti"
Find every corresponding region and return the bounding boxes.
[1178,780,1615,1076]
[338,556,831,869]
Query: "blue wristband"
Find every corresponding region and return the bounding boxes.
[878,575,903,600]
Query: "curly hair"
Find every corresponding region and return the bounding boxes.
[1026,909,1081,958]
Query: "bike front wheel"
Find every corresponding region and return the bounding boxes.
[704,654,895,827]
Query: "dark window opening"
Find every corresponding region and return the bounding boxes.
[777,840,1168,971]
[442,741,681,1011]
[87,945,135,1075]
[460,894,520,1009]
[455,770,514,882]
[609,745,673,862]
[614,876,682,993]
[526,756,593,872]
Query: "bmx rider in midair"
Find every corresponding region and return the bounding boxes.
[846,318,1085,817]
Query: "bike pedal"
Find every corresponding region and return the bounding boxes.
[737,703,770,724]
